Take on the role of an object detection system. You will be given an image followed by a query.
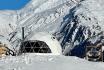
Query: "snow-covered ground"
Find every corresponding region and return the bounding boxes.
[0,54,104,70]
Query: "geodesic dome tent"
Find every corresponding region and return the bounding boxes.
[19,32,62,55]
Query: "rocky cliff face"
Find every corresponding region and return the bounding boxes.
[56,0,104,57]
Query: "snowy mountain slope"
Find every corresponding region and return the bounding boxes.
[0,0,104,57]
[15,0,79,23]
[0,11,17,37]
[56,0,104,57]
[0,55,104,70]
[0,0,81,51]
[5,0,81,51]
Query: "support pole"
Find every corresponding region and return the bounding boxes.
[22,27,25,41]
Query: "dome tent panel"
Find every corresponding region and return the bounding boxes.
[20,40,52,53]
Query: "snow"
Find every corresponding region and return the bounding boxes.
[0,55,104,70]
[0,11,17,37]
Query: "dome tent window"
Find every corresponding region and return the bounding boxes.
[20,40,52,53]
